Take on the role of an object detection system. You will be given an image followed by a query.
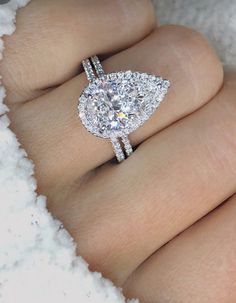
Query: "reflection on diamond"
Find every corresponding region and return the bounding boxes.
[78,71,170,139]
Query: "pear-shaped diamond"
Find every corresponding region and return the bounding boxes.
[78,71,170,139]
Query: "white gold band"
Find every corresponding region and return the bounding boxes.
[82,58,96,82]
[82,56,105,81]
[111,135,133,163]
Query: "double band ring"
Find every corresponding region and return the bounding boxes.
[78,56,170,162]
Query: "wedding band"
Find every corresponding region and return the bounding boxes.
[78,56,170,162]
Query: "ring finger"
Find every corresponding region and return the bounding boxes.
[9,25,223,191]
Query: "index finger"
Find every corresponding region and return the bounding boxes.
[1,0,156,103]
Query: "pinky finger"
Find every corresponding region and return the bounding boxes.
[124,193,236,303]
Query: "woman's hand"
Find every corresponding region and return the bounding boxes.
[2,0,236,302]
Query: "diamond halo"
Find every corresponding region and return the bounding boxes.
[78,56,170,162]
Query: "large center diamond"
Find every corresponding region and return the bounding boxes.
[78,71,170,139]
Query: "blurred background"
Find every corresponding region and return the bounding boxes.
[153,0,236,67]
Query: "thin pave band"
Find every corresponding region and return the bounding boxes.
[111,137,125,162]
[91,56,105,78]
[82,56,105,81]
[82,59,96,82]
[121,135,133,157]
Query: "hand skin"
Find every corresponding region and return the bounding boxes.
[1,1,236,302]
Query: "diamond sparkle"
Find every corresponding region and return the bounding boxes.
[78,71,170,139]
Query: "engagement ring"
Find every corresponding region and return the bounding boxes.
[78,56,170,162]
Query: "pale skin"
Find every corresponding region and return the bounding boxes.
[1,0,236,302]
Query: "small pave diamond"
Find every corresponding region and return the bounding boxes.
[78,71,170,139]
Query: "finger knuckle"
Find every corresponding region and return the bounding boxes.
[150,25,223,105]
[112,0,156,38]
